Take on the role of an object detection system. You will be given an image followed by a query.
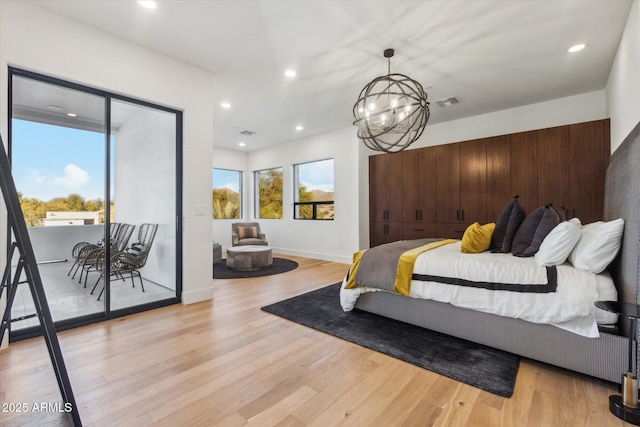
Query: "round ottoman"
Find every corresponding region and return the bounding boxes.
[226,245,273,271]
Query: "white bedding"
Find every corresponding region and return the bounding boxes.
[340,241,618,337]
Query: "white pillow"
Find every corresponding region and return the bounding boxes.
[568,218,624,273]
[535,218,582,266]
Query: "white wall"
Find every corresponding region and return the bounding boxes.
[607,0,640,151]
[0,2,215,313]
[212,147,249,246]
[243,127,360,263]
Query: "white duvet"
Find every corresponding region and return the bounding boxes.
[340,241,618,338]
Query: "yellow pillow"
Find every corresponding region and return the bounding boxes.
[461,222,496,254]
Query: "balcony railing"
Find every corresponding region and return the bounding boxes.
[293,201,334,220]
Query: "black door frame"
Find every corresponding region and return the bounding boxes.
[6,67,183,341]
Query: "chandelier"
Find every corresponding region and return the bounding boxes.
[352,49,430,153]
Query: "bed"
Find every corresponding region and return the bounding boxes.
[341,120,640,384]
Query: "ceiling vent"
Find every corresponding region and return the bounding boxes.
[435,96,459,108]
[240,130,256,136]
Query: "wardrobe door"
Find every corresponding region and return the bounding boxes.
[402,147,436,223]
[568,120,609,223]
[485,135,511,222]
[369,152,403,246]
[385,152,404,222]
[537,126,569,216]
[436,143,461,224]
[459,138,486,224]
[510,131,538,214]
[369,154,387,222]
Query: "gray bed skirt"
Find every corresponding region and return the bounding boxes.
[355,290,628,383]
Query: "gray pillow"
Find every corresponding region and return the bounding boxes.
[511,204,562,257]
[490,196,526,253]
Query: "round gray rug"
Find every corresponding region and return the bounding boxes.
[213,257,298,279]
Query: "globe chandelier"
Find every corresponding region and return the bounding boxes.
[353,49,430,153]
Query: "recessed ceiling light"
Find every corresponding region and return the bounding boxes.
[221,102,231,109]
[284,70,297,78]
[138,1,157,9]
[568,44,586,53]
[67,113,77,117]
[238,142,246,147]
[295,125,303,131]
[47,105,63,111]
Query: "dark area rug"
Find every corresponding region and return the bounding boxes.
[214,257,298,279]
[261,282,519,397]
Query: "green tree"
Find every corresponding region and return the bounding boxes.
[66,193,85,211]
[258,168,283,219]
[85,198,105,212]
[212,188,240,219]
[18,192,46,226]
[17,193,110,226]
[297,184,314,219]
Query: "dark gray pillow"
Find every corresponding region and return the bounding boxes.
[511,204,562,257]
[490,196,526,253]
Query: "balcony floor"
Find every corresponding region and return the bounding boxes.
[9,260,176,330]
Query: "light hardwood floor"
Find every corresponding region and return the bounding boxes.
[0,254,631,426]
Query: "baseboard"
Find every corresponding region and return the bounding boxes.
[182,285,214,304]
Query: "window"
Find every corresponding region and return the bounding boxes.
[255,167,283,219]
[294,159,334,220]
[212,168,242,219]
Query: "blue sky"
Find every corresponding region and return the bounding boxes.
[213,168,241,193]
[213,159,334,194]
[297,159,334,193]
[12,119,114,202]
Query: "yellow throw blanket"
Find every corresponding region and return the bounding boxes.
[345,239,457,296]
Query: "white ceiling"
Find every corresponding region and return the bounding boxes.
[29,0,633,152]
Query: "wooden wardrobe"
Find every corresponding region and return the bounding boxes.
[369,119,610,247]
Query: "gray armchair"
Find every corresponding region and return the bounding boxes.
[232,222,268,246]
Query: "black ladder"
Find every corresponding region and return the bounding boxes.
[0,136,82,426]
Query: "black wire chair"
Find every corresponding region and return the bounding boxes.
[68,222,121,278]
[78,223,135,287]
[91,223,158,300]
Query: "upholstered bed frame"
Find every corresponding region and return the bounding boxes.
[355,120,640,383]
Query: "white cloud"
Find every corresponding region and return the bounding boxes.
[49,164,90,189]
[25,169,47,185]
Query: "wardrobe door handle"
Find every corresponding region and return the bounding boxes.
[419,210,423,220]
[456,210,460,221]
[461,210,465,221]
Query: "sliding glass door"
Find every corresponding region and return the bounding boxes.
[8,68,182,337]
[108,100,177,311]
